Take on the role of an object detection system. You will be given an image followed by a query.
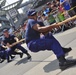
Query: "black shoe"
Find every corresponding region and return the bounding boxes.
[59,59,76,71]
[11,55,15,59]
[20,53,23,58]
[27,55,31,60]
[0,59,5,63]
[62,47,72,54]
[7,60,12,63]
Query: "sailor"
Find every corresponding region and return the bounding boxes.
[26,9,76,70]
[3,29,31,60]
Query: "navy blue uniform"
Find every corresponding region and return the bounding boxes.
[0,44,10,62]
[26,19,64,58]
[3,34,31,59]
[25,9,76,71]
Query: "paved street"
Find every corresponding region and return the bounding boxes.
[0,27,76,75]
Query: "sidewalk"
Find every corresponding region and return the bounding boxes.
[0,27,76,75]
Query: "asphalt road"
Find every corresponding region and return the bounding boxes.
[0,27,76,75]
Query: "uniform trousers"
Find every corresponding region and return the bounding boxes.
[27,33,64,58]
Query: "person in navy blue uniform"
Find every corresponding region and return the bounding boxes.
[25,9,76,71]
[3,29,31,60]
[0,39,24,63]
[0,41,12,63]
[60,0,71,11]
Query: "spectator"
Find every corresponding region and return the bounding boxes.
[60,0,71,11]
[71,0,76,13]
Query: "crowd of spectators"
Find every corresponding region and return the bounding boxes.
[0,0,76,41]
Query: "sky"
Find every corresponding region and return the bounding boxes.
[6,0,29,6]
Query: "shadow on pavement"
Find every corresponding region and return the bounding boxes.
[15,57,28,65]
[43,59,59,72]
[31,60,51,62]
[43,56,74,73]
